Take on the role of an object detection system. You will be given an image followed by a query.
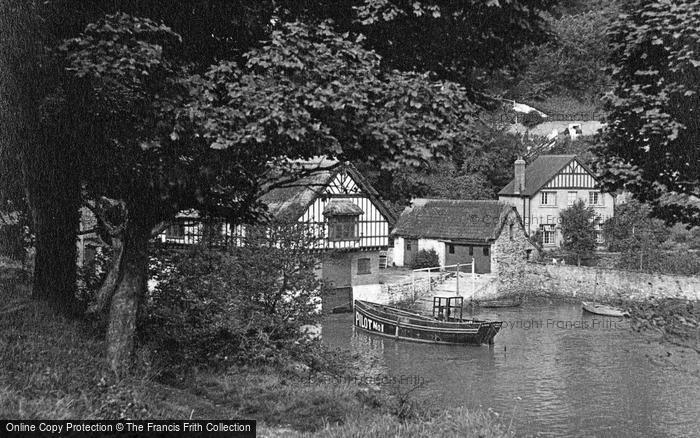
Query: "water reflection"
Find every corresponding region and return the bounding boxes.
[323,303,700,437]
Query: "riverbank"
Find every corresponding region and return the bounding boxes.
[0,269,511,437]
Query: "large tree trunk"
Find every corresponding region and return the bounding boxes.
[106,223,150,377]
[88,237,123,317]
[2,0,82,317]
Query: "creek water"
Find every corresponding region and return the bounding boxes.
[322,301,700,437]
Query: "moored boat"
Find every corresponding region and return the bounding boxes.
[354,299,502,345]
[581,301,630,317]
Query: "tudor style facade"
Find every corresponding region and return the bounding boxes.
[498,155,614,248]
[158,159,395,312]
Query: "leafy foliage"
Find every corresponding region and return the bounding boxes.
[63,16,481,229]
[422,172,496,200]
[411,249,439,269]
[325,0,556,87]
[145,222,324,376]
[602,199,671,271]
[597,0,700,226]
[186,21,479,174]
[637,251,700,276]
[559,200,598,265]
[363,130,529,205]
[512,7,618,102]
[520,111,546,128]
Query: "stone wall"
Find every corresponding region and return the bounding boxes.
[516,262,700,301]
[492,210,537,296]
[351,275,449,305]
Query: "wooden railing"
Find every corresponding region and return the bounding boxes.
[411,262,476,300]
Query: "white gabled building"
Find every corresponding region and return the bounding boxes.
[159,159,395,312]
[498,155,614,248]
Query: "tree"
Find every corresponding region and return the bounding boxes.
[423,172,496,200]
[62,16,479,374]
[2,0,288,317]
[511,5,619,102]
[296,0,556,89]
[559,200,598,265]
[602,199,670,270]
[596,0,700,226]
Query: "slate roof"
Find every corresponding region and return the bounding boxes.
[392,199,516,242]
[498,155,589,197]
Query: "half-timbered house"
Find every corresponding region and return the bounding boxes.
[498,155,614,248]
[158,159,395,311]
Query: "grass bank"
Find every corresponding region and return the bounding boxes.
[0,268,511,437]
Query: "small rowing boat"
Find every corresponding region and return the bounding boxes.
[581,301,630,317]
[354,299,502,345]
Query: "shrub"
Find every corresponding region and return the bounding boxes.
[520,110,544,128]
[143,222,325,378]
[411,249,439,269]
[615,250,700,276]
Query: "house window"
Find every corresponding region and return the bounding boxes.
[588,191,602,206]
[567,191,578,206]
[358,258,371,275]
[540,225,556,246]
[540,191,557,206]
[448,244,455,254]
[468,246,473,256]
[509,223,514,241]
[328,216,357,241]
[406,241,412,251]
[483,246,490,256]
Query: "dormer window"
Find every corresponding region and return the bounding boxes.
[323,200,363,241]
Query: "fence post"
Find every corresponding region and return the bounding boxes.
[412,270,415,302]
[428,268,431,292]
[472,258,476,297]
[456,263,460,296]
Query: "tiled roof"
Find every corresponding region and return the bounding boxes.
[498,155,580,197]
[392,199,515,242]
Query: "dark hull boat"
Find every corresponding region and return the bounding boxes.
[354,300,502,345]
[581,301,630,317]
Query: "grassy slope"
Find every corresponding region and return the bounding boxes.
[0,269,511,437]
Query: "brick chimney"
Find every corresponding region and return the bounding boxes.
[514,157,526,195]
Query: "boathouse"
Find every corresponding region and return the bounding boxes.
[159,159,396,312]
[391,199,534,274]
